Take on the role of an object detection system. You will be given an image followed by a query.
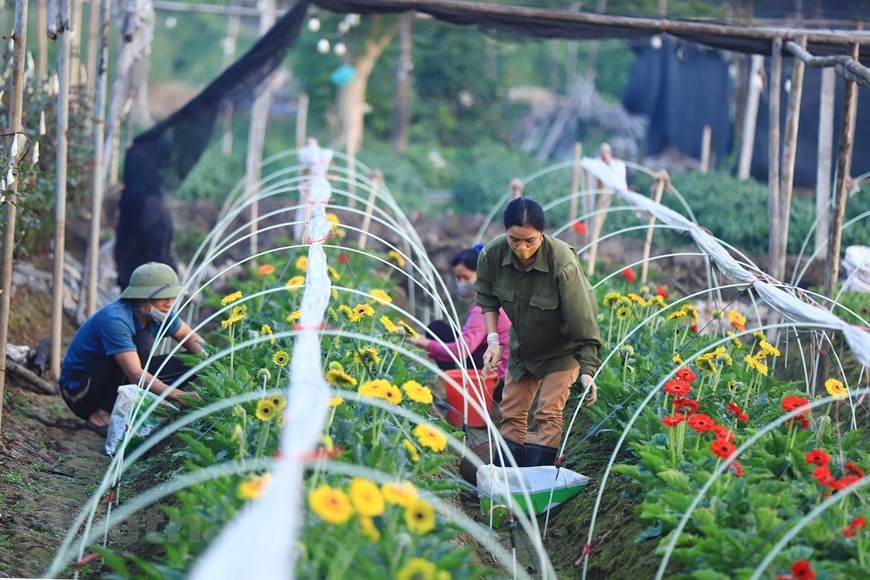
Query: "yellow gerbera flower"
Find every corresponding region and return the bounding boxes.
[327,307,339,322]
[398,321,418,338]
[404,499,436,535]
[328,361,344,372]
[295,256,308,271]
[759,340,781,358]
[325,212,340,225]
[387,250,406,267]
[328,265,341,282]
[359,378,390,399]
[381,481,417,507]
[237,473,271,500]
[413,423,447,453]
[308,484,353,525]
[615,306,631,320]
[403,439,420,462]
[350,303,375,322]
[232,304,247,320]
[338,304,354,320]
[369,289,392,305]
[397,558,438,580]
[326,370,351,387]
[270,395,287,411]
[673,353,684,365]
[380,316,399,333]
[328,396,345,407]
[354,347,381,366]
[221,291,243,306]
[402,380,433,405]
[744,354,768,376]
[256,400,278,421]
[824,378,848,400]
[603,292,621,307]
[286,275,306,289]
[287,309,302,323]
[260,324,275,344]
[728,309,747,330]
[726,331,743,348]
[381,384,403,405]
[273,350,290,367]
[359,516,381,543]
[349,478,385,517]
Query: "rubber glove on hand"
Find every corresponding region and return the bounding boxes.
[580,373,598,406]
[482,333,502,374]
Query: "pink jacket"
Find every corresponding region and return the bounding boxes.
[427,304,511,379]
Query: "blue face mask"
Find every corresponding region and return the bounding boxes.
[456,281,475,299]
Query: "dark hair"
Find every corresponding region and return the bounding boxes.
[451,247,480,271]
[503,197,546,231]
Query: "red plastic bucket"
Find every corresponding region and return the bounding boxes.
[443,369,499,428]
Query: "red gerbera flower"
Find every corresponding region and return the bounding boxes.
[572,221,588,235]
[790,560,815,580]
[691,324,699,333]
[661,414,688,427]
[729,460,744,478]
[782,395,809,413]
[663,379,692,397]
[726,402,742,415]
[813,465,836,488]
[656,286,670,298]
[737,412,750,423]
[712,424,734,441]
[688,414,715,433]
[337,254,351,264]
[834,474,861,491]
[709,437,736,459]
[674,367,696,383]
[844,461,864,477]
[622,267,636,283]
[843,516,866,537]
[805,449,831,466]
[673,397,699,414]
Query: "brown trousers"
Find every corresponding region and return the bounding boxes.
[499,366,579,448]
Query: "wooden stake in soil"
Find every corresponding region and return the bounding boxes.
[357,170,384,251]
[699,125,711,173]
[737,55,764,180]
[641,172,668,284]
[778,36,806,281]
[824,42,861,300]
[814,67,835,255]
[767,37,783,282]
[0,0,31,434]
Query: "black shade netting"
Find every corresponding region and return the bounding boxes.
[116,0,311,287]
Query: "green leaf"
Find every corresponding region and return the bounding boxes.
[92,546,130,577]
[635,523,663,543]
[753,506,781,534]
[657,469,690,490]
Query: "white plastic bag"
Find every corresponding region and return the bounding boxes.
[105,384,179,456]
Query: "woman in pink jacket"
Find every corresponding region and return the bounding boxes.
[406,246,511,402]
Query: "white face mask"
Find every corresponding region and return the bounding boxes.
[456,281,475,299]
[142,304,169,324]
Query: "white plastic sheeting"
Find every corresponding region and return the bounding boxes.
[580,157,870,369]
[191,147,335,580]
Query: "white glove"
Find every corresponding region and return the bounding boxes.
[482,333,502,374]
[580,373,598,406]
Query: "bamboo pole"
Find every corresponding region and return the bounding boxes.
[768,37,783,281]
[50,0,72,379]
[393,12,414,154]
[357,170,384,251]
[569,143,582,239]
[85,0,110,317]
[37,0,47,79]
[245,0,276,257]
[69,0,83,86]
[814,68,835,255]
[220,0,242,156]
[778,35,806,280]
[824,42,860,300]
[0,0,30,434]
[699,124,711,173]
[738,55,763,180]
[295,93,308,148]
[641,172,668,284]
[85,0,98,96]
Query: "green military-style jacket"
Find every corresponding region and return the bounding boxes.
[475,234,602,381]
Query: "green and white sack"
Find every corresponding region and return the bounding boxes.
[477,464,589,527]
[106,384,179,456]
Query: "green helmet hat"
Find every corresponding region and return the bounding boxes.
[120,262,184,300]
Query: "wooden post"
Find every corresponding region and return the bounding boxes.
[778,35,806,280]
[768,38,783,281]
[245,0,276,257]
[569,143,582,241]
[393,12,414,154]
[85,0,98,96]
[824,43,860,300]
[85,0,110,317]
[51,0,72,379]
[220,0,242,156]
[0,0,30,433]
[814,68,835,255]
[641,173,667,284]
[587,181,614,276]
[295,93,309,149]
[69,0,83,85]
[699,124,711,173]
[37,0,47,79]
[358,170,384,251]
[737,55,764,180]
